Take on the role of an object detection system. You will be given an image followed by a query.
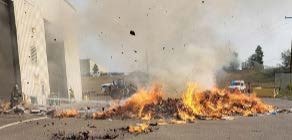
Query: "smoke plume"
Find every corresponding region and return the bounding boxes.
[44,0,235,96]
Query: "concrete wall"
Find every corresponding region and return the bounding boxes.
[13,0,50,104]
[44,21,68,98]
[80,59,91,76]
[0,0,21,100]
[61,1,82,101]
[38,0,82,101]
[80,59,97,76]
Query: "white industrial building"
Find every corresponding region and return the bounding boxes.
[80,59,103,77]
[0,0,82,105]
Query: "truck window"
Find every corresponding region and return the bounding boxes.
[231,82,240,86]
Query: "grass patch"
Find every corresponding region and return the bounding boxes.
[254,88,275,98]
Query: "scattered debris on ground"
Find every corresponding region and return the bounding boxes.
[266,108,292,115]
[52,122,159,140]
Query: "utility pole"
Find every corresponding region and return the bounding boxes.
[290,40,292,94]
[285,16,292,94]
[145,47,150,84]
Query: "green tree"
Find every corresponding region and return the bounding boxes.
[255,45,264,65]
[281,49,291,68]
[92,64,99,75]
[242,46,264,70]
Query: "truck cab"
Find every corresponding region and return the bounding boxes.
[101,79,137,99]
[228,80,246,93]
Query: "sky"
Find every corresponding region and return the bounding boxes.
[213,0,292,67]
[69,0,292,70]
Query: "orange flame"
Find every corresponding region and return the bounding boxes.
[128,123,150,133]
[124,84,163,118]
[181,83,274,119]
[54,109,79,118]
[93,84,163,119]
[93,82,274,121]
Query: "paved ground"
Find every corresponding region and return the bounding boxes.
[0,98,291,140]
[0,114,44,126]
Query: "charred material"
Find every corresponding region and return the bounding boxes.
[52,123,158,140]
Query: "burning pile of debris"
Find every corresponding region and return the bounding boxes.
[53,108,80,118]
[93,84,164,120]
[0,101,11,113]
[0,100,30,115]
[181,83,274,120]
[50,83,281,139]
[92,83,274,121]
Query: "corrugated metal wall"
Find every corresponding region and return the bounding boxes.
[13,0,82,103]
[13,0,50,104]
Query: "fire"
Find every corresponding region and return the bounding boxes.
[0,101,11,112]
[54,109,79,118]
[124,84,163,118]
[93,84,163,119]
[180,83,274,119]
[128,123,150,133]
[93,82,274,121]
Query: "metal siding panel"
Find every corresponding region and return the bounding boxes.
[13,0,50,105]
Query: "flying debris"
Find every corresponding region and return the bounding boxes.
[130,30,136,36]
[134,50,138,53]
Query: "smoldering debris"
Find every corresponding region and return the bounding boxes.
[0,101,11,113]
[53,109,80,118]
[266,108,292,116]
[52,122,159,140]
[0,100,31,115]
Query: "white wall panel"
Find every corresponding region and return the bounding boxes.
[13,0,50,104]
